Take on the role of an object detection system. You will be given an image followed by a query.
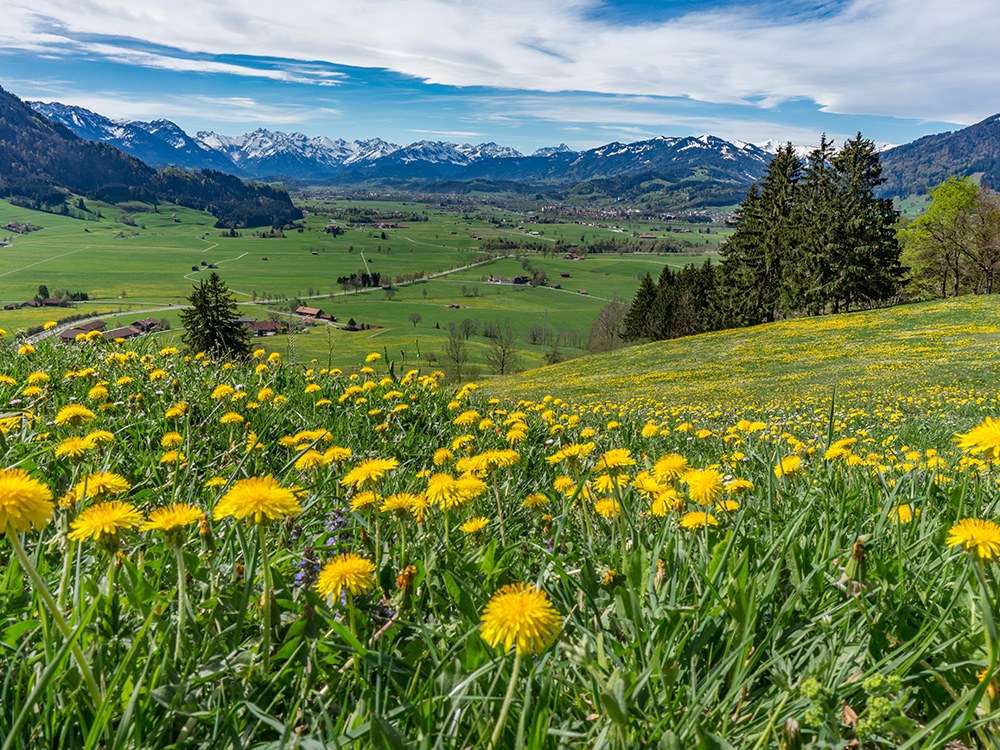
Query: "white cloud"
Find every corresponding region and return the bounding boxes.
[39,91,342,128]
[2,0,997,125]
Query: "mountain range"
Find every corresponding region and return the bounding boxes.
[0,86,300,228]
[29,100,773,188]
[26,98,1000,201]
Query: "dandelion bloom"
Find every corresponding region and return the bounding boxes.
[55,403,96,426]
[433,448,454,466]
[55,436,90,460]
[889,504,918,524]
[220,412,244,425]
[142,503,206,535]
[946,518,1000,560]
[160,450,186,465]
[315,553,377,600]
[956,417,1000,459]
[340,457,399,488]
[522,493,549,508]
[69,501,144,542]
[725,478,754,495]
[595,448,635,474]
[425,473,466,509]
[680,511,719,530]
[350,491,381,512]
[0,468,54,533]
[161,431,183,448]
[380,493,417,515]
[74,472,130,500]
[685,468,724,506]
[715,499,740,513]
[651,488,684,517]
[324,446,352,464]
[210,384,235,400]
[214,475,302,524]
[774,455,803,479]
[295,450,329,471]
[460,516,489,534]
[652,453,689,483]
[204,476,227,488]
[594,498,621,519]
[18,344,35,355]
[480,583,561,655]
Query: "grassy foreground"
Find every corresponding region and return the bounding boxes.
[2,300,1000,748]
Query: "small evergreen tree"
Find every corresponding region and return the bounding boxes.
[179,272,251,359]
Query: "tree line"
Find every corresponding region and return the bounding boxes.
[620,134,905,343]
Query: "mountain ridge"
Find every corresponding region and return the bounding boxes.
[27,98,1000,199]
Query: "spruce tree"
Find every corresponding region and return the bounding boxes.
[828,133,904,310]
[180,272,251,359]
[622,273,657,341]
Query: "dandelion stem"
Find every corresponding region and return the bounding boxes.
[174,544,188,663]
[7,529,103,704]
[489,650,522,750]
[493,476,507,547]
[257,522,273,674]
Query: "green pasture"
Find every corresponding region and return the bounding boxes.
[1,197,721,369]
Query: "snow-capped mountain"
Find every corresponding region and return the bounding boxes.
[29,101,240,174]
[28,99,775,187]
[531,144,575,158]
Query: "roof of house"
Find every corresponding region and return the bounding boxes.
[296,306,321,316]
[103,326,141,340]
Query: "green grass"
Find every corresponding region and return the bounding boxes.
[0,198,719,371]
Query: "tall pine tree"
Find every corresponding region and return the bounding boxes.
[180,272,251,360]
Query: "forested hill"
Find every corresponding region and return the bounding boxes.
[879,113,1000,197]
[0,85,301,228]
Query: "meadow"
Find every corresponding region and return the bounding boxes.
[3,292,1000,748]
[0,197,711,371]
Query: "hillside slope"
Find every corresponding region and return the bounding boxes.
[483,296,1000,411]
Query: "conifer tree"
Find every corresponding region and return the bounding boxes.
[180,272,251,359]
[828,133,904,310]
[622,273,657,341]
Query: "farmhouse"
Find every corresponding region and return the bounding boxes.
[132,318,161,332]
[103,326,141,341]
[247,321,282,337]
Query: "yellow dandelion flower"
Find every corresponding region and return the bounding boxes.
[214,475,302,524]
[350,491,381,512]
[219,412,244,425]
[69,501,143,542]
[295,450,329,471]
[315,553,376,600]
[160,450,186,465]
[210,384,235,400]
[595,448,635,474]
[55,436,90,460]
[774,455,803,479]
[74,472,130,500]
[651,488,684,517]
[652,453,689,483]
[594,498,620,519]
[460,516,490,534]
[0,468,54,533]
[685,468,724,506]
[946,518,1000,560]
[324,446,352,464]
[55,403,96,426]
[204,476,227,488]
[141,503,206,540]
[340,457,399,488]
[522,493,550,508]
[480,583,561,655]
[680,511,719,530]
[161,431,183,448]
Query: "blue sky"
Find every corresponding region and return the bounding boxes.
[1,0,996,153]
